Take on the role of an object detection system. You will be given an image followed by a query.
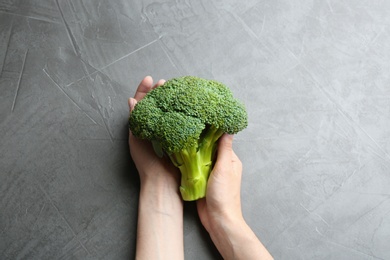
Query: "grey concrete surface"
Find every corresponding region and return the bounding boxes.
[1,0,390,259]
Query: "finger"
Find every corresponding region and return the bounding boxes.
[128,98,138,141]
[213,134,234,171]
[128,97,137,112]
[231,150,243,178]
[153,79,166,89]
[217,134,234,160]
[128,98,132,111]
[134,76,153,101]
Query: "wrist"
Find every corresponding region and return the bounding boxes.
[139,173,182,209]
[208,213,246,241]
[140,168,180,190]
[136,173,184,260]
[208,216,268,260]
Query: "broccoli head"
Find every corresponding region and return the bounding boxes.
[129,76,248,201]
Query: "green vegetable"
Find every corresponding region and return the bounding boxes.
[129,76,248,201]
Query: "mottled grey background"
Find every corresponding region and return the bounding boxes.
[1,0,390,259]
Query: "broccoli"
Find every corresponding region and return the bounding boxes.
[129,76,248,201]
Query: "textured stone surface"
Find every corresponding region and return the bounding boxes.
[1,0,390,259]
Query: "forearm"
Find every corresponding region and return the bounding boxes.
[136,179,184,260]
[209,216,273,260]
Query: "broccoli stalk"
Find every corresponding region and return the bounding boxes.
[129,76,247,201]
[169,126,224,201]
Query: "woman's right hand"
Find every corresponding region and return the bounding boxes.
[197,134,273,260]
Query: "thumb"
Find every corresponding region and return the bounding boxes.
[218,134,234,152]
[215,134,234,164]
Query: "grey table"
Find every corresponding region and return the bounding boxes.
[1,0,390,259]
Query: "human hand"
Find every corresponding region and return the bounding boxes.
[197,134,273,260]
[196,134,244,232]
[128,76,180,186]
[131,78,184,260]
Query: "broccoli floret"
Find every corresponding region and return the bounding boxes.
[129,76,248,201]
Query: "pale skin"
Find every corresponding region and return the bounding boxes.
[129,76,273,260]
